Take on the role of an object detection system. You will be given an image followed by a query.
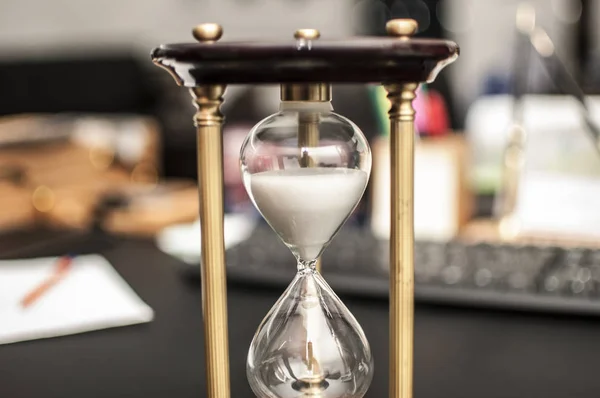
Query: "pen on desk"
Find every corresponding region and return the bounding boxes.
[20,255,73,309]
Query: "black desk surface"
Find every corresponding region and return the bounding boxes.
[1,232,599,398]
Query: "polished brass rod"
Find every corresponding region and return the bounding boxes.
[191,84,231,398]
[386,82,418,398]
[298,112,319,168]
[298,111,321,272]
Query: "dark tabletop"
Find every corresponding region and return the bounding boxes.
[0,232,599,398]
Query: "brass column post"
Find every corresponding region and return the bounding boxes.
[298,112,320,273]
[191,23,231,398]
[385,19,419,398]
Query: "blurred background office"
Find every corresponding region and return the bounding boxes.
[3,1,600,398]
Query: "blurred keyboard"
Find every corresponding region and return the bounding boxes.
[225,226,600,316]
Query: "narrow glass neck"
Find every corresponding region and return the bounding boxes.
[297,259,318,272]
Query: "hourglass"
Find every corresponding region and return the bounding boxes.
[241,81,373,397]
[152,20,458,398]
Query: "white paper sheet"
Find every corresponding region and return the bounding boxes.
[0,255,154,345]
[155,213,256,264]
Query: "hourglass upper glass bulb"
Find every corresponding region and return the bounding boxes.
[240,83,372,262]
[240,82,373,398]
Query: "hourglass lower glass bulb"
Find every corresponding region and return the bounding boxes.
[240,83,373,398]
[247,267,373,398]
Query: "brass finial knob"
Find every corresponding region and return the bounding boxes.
[294,29,321,40]
[192,23,223,43]
[386,19,418,39]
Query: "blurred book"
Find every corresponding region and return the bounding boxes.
[370,134,472,242]
[0,113,199,235]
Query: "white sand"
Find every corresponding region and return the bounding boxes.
[249,168,368,260]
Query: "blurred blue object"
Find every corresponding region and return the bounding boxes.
[482,74,511,96]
